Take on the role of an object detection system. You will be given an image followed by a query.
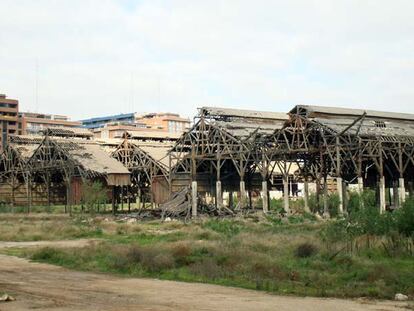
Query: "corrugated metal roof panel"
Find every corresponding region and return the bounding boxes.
[201,107,288,120]
[293,105,414,121]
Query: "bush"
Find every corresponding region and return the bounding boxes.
[327,193,340,217]
[269,198,284,212]
[308,192,340,216]
[295,242,318,258]
[31,247,62,261]
[394,198,414,236]
[308,193,321,214]
[81,181,107,215]
[170,242,192,265]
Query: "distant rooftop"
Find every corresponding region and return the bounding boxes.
[81,113,135,129]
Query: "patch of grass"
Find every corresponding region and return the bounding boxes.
[5,212,414,300]
[202,219,245,238]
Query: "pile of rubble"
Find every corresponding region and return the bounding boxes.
[160,187,235,221]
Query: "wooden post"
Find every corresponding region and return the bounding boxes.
[336,136,343,215]
[303,177,310,213]
[137,188,141,209]
[379,176,386,213]
[216,181,222,208]
[127,186,131,213]
[262,180,269,213]
[357,177,364,194]
[66,179,72,216]
[379,142,385,213]
[46,174,51,207]
[323,177,329,218]
[337,177,344,214]
[121,186,124,211]
[398,143,405,206]
[399,178,406,206]
[343,180,348,214]
[393,180,399,209]
[191,181,197,217]
[112,186,116,215]
[11,177,15,211]
[239,179,246,208]
[283,175,289,214]
[229,191,233,209]
[26,177,32,214]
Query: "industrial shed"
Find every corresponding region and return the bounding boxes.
[169,106,289,214]
[265,105,414,214]
[0,134,130,209]
[109,134,178,209]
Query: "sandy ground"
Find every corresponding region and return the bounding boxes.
[0,240,410,311]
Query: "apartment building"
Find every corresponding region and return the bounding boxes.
[135,112,190,133]
[0,94,19,151]
[82,112,191,134]
[19,112,83,135]
[81,113,136,130]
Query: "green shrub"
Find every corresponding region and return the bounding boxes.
[81,181,107,215]
[308,193,321,214]
[295,242,318,258]
[347,191,362,214]
[269,198,284,212]
[327,193,340,217]
[31,247,62,261]
[394,198,414,236]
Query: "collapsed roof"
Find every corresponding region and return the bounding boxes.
[5,135,130,186]
[290,105,414,139]
[199,106,288,139]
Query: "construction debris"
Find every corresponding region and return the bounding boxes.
[160,187,192,220]
[160,187,236,220]
[395,293,408,301]
[0,293,16,302]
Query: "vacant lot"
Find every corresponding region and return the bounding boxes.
[0,212,413,301]
[0,250,409,311]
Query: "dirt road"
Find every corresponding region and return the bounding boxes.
[0,241,409,311]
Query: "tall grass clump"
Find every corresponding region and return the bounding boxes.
[321,196,414,257]
[81,181,107,215]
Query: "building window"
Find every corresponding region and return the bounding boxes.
[375,121,386,128]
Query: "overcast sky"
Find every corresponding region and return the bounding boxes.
[1,0,414,120]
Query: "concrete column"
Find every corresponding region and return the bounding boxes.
[323,177,329,218]
[303,178,310,213]
[216,181,222,208]
[191,181,197,217]
[379,176,386,213]
[399,178,406,206]
[393,181,399,209]
[283,176,290,214]
[111,186,116,215]
[136,188,141,209]
[262,181,269,213]
[121,186,124,211]
[337,177,344,215]
[357,177,364,194]
[240,180,246,208]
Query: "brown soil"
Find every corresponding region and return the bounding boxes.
[0,240,409,311]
